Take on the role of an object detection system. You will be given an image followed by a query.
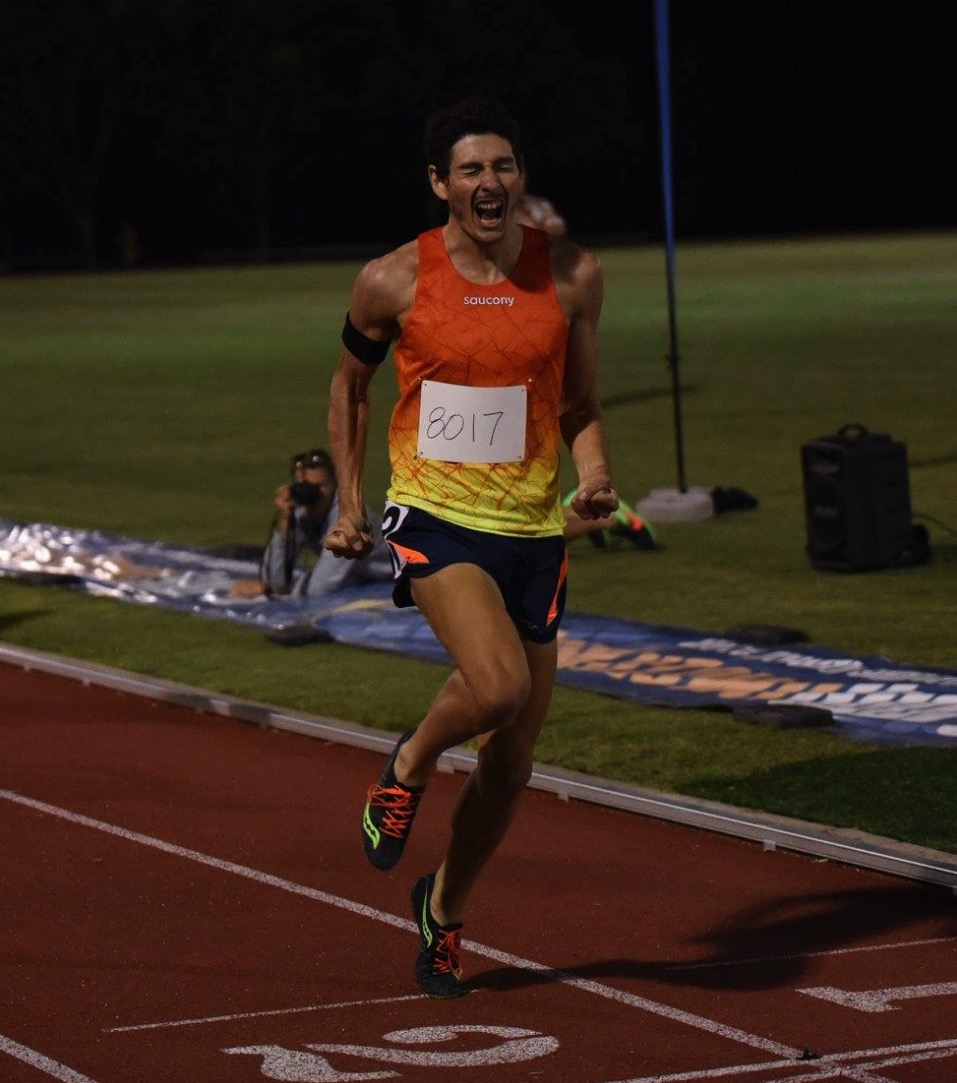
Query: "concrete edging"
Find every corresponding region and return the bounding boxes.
[3,641,955,892]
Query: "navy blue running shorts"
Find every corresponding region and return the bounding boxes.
[381,501,568,644]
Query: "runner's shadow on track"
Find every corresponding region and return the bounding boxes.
[472,884,957,994]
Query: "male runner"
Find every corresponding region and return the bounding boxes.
[325,97,619,998]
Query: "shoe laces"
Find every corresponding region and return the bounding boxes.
[367,783,421,839]
[433,928,462,976]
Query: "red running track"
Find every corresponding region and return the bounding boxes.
[2,659,957,1083]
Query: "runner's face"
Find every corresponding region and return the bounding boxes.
[431,133,524,241]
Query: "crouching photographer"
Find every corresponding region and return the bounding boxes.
[260,448,392,598]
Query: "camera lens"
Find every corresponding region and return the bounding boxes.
[290,481,321,506]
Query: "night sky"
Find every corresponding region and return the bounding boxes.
[0,1,952,270]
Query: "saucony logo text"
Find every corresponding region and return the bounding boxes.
[463,296,515,307]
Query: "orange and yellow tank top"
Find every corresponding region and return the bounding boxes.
[386,226,568,537]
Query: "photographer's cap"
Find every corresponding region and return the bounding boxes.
[291,448,333,473]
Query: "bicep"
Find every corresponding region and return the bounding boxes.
[562,268,604,409]
[554,242,603,373]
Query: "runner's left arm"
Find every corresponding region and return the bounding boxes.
[558,247,619,521]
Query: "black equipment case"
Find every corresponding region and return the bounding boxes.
[801,423,924,572]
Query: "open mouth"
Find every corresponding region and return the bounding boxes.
[474,197,505,228]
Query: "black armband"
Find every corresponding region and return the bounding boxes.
[342,312,391,366]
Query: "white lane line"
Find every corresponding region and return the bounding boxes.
[850,1047,957,1074]
[106,994,426,1032]
[831,1071,896,1083]
[0,1033,103,1083]
[1,788,801,1059]
[601,1037,957,1082]
[667,934,957,972]
[827,1070,898,1083]
[799,980,957,1012]
[758,1045,957,1083]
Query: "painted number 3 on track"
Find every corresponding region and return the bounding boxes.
[225,1024,559,1080]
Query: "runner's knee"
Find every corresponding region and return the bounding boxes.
[467,666,532,731]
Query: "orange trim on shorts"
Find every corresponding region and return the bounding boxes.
[546,549,569,625]
[388,541,431,565]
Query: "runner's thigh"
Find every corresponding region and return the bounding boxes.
[410,563,529,695]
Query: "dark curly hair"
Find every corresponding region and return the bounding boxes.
[424,98,524,181]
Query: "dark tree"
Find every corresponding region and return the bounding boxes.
[0,0,165,266]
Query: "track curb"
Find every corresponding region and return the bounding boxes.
[3,640,956,892]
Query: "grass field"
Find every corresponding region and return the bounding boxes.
[2,231,956,853]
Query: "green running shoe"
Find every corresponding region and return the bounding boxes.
[361,730,424,871]
[612,499,659,550]
[411,872,466,999]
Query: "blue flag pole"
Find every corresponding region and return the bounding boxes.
[637,0,713,520]
[653,0,687,494]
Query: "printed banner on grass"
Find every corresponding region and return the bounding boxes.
[321,593,957,747]
[2,520,955,748]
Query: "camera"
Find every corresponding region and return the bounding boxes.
[289,480,321,506]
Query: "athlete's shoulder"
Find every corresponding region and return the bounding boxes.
[547,236,603,316]
[357,238,419,294]
[547,235,601,281]
[352,238,420,322]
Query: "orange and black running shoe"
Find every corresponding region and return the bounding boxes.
[361,729,424,871]
[411,872,465,999]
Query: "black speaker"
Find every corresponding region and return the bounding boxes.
[801,423,920,572]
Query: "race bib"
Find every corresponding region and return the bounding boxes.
[417,380,527,463]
